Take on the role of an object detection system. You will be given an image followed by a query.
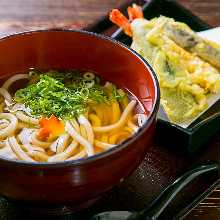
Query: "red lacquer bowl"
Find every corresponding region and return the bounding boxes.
[0,30,159,212]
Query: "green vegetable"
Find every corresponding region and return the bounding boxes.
[111,85,126,101]
[14,70,125,119]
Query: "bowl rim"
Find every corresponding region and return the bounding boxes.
[0,29,160,168]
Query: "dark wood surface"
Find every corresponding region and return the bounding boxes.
[178,0,220,27]
[0,0,219,219]
[0,0,219,26]
[0,0,219,37]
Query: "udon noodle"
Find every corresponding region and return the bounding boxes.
[0,70,147,162]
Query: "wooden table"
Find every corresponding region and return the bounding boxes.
[0,0,219,219]
[0,0,219,36]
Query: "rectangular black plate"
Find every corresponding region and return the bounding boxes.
[87,0,220,154]
[83,1,220,219]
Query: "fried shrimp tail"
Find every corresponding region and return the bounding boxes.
[109,9,132,36]
[127,4,143,20]
[109,4,143,37]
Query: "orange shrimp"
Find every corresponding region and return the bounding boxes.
[109,9,132,36]
[127,4,143,21]
[109,4,143,37]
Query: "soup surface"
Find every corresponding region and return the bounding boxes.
[0,69,147,162]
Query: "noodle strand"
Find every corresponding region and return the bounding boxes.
[0,113,18,139]
[48,140,78,162]
[93,100,136,133]
[31,131,51,149]
[8,137,35,162]
[94,140,116,150]
[66,121,94,156]
[0,88,12,104]
[66,149,86,161]
[78,115,94,145]
[2,74,28,90]
[16,111,39,125]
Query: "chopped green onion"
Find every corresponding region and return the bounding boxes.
[14,70,125,119]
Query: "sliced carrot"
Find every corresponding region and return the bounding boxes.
[38,115,65,140]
